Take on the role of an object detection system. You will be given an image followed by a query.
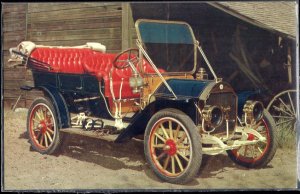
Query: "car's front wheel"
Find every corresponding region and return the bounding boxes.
[144,108,202,184]
[227,110,277,168]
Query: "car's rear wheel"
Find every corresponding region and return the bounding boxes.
[227,110,277,168]
[144,108,202,184]
[27,97,62,154]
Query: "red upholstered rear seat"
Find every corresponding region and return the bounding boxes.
[30,47,164,99]
[30,48,88,74]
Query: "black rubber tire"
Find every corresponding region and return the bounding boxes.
[227,110,277,168]
[144,108,202,184]
[27,97,62,155]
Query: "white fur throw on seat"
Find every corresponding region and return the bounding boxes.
[10,41,107,57]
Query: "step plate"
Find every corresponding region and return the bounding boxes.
[61,128,118,142]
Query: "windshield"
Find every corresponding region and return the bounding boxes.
[136,20,196,73]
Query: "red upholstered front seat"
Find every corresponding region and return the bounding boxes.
[83,52,139,99]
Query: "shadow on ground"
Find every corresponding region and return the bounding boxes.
[59,132,146,171]
[18,130,273,185]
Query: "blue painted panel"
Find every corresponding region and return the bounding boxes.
[138,22,194,44]
[155,79,213,98]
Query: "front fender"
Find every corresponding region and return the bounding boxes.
[115,98,197,143]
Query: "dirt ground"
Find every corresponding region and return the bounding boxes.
[3,108,298,191]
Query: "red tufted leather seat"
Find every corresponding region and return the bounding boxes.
[30,48,88,74]
[30,47,165,99]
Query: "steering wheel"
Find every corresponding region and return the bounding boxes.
[113,48,139,69]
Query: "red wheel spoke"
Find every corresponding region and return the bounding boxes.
[177,133,187,144]
[154,133,166,143]
[177,145,190,150]
[35,110,42,120]
[163,155,170,169]
[156,152,166,160]
[46,131,53,143]
[33,127,40,132]
[47,127,54,134]
[35,131,42,140]
[40,134,44,146]
[169,121,173,139]
[171,156,175,174]
[44,134,48,147]
[33,118,40,123]
[177,151,189,162]
[153,144,165,148]
[174,124,180,140]
[47,123,54,127]
[243,145,249,157]
[43,108,47,120]
[255,144,263,154]
[175,154,184,172]
[160,124,169,139]
[253,121,262,130]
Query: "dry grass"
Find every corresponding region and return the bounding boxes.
[275,119,296,149]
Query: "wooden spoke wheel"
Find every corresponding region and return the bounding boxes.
[227,111,277,168]
[144,109,202,184]
[267,89,297,133]
[27,97,62,154]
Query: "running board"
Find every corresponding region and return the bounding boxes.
[61,128,118,142]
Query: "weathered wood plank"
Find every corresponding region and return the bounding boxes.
[3,34,26,42]
[28,18,121,32]
[3,40,25,51]
[4,80,25,90]
[3,98,27,109]
[4,68,26,80]
[3,89,24,99]
[28,8,122,23]
[3,22,26,32]
[2,3,27,13]
[122,3,130,50]
[28,28,121,42]
[28,2,121,13]
[2,12,26,22]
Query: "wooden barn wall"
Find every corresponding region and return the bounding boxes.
[3,2,129,108]
[27,3,122,52]
[3,3,28,108]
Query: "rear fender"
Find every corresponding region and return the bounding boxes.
[34,85,70,128]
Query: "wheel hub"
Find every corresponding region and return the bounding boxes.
[164,139,177,156]
[247,133,255,141]
[39,121,47,134]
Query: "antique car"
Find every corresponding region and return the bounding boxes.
[9,19,277,184]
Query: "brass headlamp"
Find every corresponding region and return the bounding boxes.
[243,100,264,123]
[202,105,223,128]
